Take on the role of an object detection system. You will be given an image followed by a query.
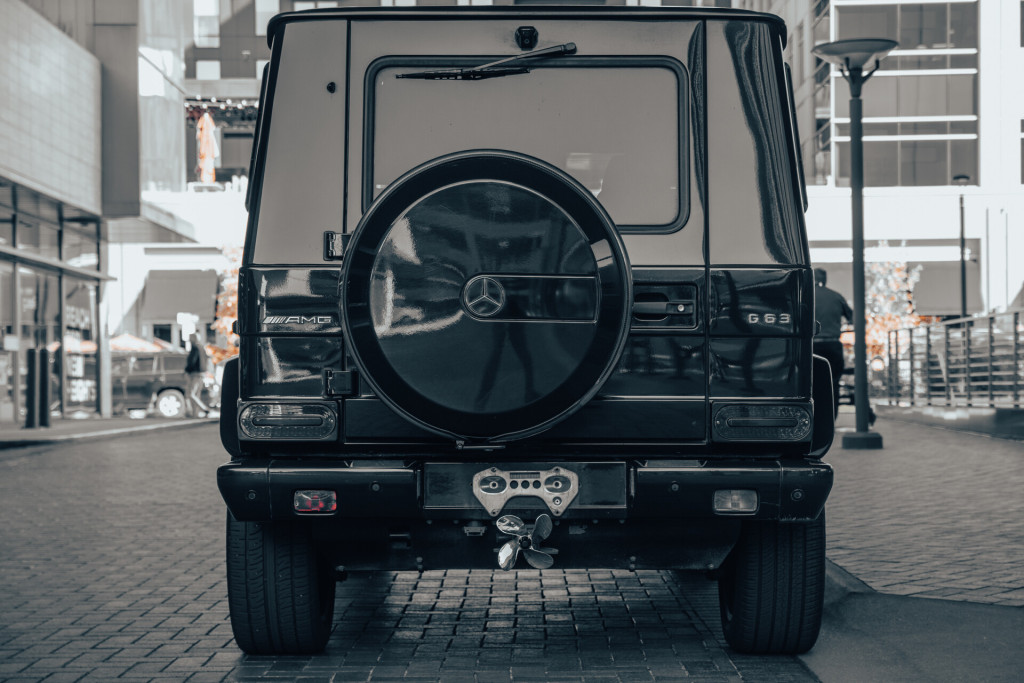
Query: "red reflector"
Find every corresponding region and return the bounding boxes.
[293,490,337,514]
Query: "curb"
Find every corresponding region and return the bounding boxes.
[0,419,217,451]
[824,558,873,607]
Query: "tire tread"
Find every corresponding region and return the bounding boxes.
[225,513,335,654]
[719,515,825,655]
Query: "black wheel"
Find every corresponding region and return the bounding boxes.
[218,358,242,459]
[226,513,336,654]
[717,515,825,655]
[341,150,632,444]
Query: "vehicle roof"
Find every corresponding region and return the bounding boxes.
[266,6,787,50]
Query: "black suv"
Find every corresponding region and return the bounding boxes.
[218,6,835,656]
[111,352,214,418]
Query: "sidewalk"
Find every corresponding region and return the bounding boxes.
[0,414,217,450]
[798,410,1024,681]
[827,409,1024,606]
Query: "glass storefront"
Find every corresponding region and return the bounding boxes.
[0,261,13,423]
[18,267,62,422]
[0,183,102,427]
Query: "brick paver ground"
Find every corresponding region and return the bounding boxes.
[0,427,815,682]
[826,413,1024,606]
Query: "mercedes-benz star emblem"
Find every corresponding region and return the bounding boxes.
[463,275,506,318]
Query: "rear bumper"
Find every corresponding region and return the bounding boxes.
[218,457,832,523]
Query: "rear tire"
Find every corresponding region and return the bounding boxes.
[717,515,825,655]
[226,513,336,654]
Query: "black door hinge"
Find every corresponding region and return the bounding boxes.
[324,368,358,397]
[324,231,350,261]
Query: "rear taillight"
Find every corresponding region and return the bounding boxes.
[239,403,337,440]
[712,404,812,442]
[293,490,337,514]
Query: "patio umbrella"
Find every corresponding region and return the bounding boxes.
[109,334,165,353]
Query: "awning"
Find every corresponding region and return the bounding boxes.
[911,262,984,316]
[141,269,219,323]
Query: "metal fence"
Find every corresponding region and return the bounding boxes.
[886,310,1023,408]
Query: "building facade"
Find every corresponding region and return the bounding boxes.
[1,0,213,427]
[740,0,1024,316]
[1,1,107,424]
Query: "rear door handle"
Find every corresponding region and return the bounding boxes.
[632,301,693,316]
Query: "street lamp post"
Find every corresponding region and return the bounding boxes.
[813,38,898,450]
[953,174,970,319]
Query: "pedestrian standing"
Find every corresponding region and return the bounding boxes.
[185,333,210,418]
[812,268,852,418]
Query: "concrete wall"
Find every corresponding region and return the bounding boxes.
[0,0,102,215]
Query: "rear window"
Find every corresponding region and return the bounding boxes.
[368,58,688,233]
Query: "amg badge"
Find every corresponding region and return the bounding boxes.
[262,315,335,325]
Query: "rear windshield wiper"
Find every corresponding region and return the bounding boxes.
[396,43,577,81]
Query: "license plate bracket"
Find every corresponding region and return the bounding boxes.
[423,462,627,516]
[473,466,579,517]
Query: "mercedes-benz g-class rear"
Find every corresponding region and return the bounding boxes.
[217,5,835,656]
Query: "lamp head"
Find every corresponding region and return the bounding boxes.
[952,174,971,187]
[812,38,898,71]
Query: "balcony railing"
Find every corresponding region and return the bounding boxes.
[886,311,1023,409]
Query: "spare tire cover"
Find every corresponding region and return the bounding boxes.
[342,150,632,443]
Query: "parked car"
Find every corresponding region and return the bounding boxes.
[217,5,835,657]
[111,352,215,418]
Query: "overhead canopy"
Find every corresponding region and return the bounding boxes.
[911,262,984,316]
[141,269,219,323]
[109,333,170,353]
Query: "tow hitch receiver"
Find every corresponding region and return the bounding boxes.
[496,514,557,570]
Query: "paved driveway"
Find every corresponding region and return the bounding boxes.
[0,427,814,682]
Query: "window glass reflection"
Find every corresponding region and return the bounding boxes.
[949,3,978,48]
[900,140,947,185]
[836,5,898,41]
[950,139,978,183]
[837,3,977,49]
[836,139,978,187]
[0,207,11,247]
[835,74,975,119]
[0,262,13,424]
[17,267,61,421]
[63,279,99,416]
[900,4,948,49]
[374,66,682,229]
[16,218,60,260]
[62,225,100,270]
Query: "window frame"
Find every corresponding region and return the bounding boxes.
[362,55,691,235]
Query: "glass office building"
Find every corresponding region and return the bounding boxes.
[832,2,979,187]
[738,0,1024,314]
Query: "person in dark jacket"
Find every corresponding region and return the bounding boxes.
[185,332,210,418]
[812,268,852,418]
